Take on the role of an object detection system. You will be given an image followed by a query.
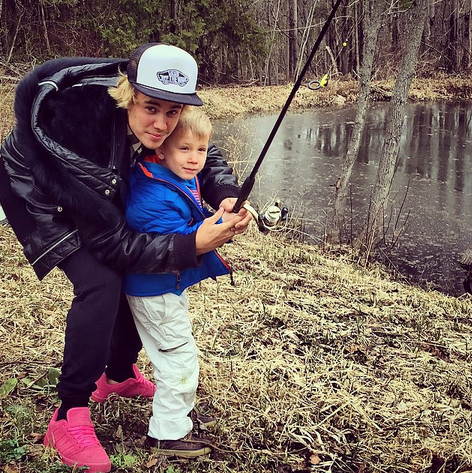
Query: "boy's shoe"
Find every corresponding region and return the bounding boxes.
[91,364,156,402]
[146,433,212,458]
[190,409,217,431]
[43,407,111,473]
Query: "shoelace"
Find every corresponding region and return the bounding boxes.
[68,424,100,447]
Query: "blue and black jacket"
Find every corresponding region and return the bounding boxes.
[124,156,231,297]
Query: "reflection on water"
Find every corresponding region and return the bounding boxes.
[212,101,472,296]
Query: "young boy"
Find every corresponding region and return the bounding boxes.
[124,107,231,458]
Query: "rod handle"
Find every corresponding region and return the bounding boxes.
[233,175,255,213]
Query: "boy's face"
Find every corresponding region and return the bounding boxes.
[159,128,209,180]
[127,92,183,150]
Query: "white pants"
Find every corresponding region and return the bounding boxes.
[127,291,198,440]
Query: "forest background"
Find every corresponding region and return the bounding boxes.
[1,0,471,85]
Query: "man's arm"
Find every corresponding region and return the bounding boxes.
[73,206,199,274]
[75,144,249,273]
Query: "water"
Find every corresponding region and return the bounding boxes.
[212,101,472,296]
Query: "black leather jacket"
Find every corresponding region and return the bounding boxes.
[0,57,240,280]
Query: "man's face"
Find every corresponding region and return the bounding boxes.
[127,92,183,149]
[159,128,209,180]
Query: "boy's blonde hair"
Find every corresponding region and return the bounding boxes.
[171,107,212,141]
[108,74,136,109]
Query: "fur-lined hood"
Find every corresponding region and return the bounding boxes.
[12,57,129,219]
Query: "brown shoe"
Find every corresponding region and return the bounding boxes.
[189,409,217,431]
[147,433,212,458]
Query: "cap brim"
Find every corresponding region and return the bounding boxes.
[131,82,203,106]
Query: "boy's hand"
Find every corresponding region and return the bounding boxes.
[219,198,253,234]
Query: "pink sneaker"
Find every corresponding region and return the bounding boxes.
[43,407,111,473]
[91,364,156,402]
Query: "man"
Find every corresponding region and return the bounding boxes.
[0,43,250,472]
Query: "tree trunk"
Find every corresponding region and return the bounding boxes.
[325,0,384,245]
[354,0,429,257]
[295,1,316,78]
[288,0,298,80]
[40,2,51,55]
[469,0,472,70]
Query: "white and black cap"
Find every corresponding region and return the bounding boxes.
[127,43,203,106]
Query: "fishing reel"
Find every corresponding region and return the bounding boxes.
[243,199,289,233]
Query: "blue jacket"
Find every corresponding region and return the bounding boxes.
[123,157,231,296]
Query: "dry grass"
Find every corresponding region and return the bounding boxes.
[0,85,15,143]
[2,222,472,472]
[198,76,472,120]
[2,77,472,472]
[1,76,470,124]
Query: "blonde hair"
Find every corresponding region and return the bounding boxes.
[108,74,195,116]
[108,73,136,109]
[171,107,212,141]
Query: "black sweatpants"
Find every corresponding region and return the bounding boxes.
[57,247,143,407]
[0,158,142,407]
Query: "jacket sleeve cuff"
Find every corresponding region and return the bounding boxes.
[206,184,241,210]
[173,232,200,271]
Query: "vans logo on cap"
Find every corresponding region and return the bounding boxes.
[156,69,189,87]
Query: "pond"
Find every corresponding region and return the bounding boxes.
[212,101,472,296]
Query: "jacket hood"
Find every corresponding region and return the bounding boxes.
[13,57,129,220]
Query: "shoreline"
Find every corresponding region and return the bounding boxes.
[1,76,471,126]
[198,76,472,119]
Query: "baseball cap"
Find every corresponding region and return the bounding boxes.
[127,43,203,106]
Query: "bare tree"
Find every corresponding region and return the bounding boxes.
[469,0,472,69]
[326,0,385,245]
[288,0,298,79]
[354,0,429,258]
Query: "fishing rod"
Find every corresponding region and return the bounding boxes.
[233,0,344,217]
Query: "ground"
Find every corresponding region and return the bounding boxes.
[1,76,472,473]
[2,223,472,473]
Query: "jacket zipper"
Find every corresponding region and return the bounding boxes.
[31,229,79,266]
[150,177,202,291]
[109,113,119,172]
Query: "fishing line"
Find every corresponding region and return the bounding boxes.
[233,0,345,226]
[307,39,348,90]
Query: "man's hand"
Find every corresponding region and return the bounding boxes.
[196,208,245,255]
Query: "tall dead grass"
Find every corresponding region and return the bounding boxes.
[2,77,472,472]
[2,222,472,472]
[198,76,472,119]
